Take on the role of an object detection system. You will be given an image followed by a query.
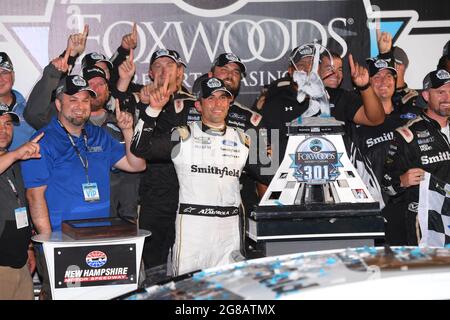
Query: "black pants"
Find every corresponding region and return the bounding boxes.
[110,171,140,219]
[139,206,177,269]
[382,200,409,246]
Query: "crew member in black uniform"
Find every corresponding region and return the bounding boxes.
[354,58,421,183]
[383,69,450,245]
[135,48,195,270]
[353,58,422,245]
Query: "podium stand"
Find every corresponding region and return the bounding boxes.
[32,230,150,300]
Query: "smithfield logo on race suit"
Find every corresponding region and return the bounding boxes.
[86,251,107,268]
[72,76,86,87]
[290,137,342,184]
[207,78,222,88]
[436,70,450,80]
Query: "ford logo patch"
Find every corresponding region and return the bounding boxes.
[222,140,238,147]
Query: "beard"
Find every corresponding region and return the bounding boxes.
[431,101,450,118]
[91,95,108,112]
[66,114,89,127]
[223,79,240,98]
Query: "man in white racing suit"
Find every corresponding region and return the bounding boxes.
[131,77,271,276]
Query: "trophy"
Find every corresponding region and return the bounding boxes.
[247,43,384,256]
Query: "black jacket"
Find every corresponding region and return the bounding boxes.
[382,112,450,244]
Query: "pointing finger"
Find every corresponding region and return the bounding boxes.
[31,132,45,143]
[348,54,355,74]
[115,99,121,117]
[82,24,89,38]
[132,22,137,39]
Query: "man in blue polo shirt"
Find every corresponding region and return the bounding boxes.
[21,75,146,234]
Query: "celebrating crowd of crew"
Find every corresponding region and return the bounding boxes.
[0,22,449,299]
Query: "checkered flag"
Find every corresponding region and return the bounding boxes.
[418,172,450,247]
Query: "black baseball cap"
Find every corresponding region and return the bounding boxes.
[81,52,113,70]
[198,77,232,99]
[366,58,397,77]
[0,103,19,124]
[289,44,315,65]
[0,52,13,72]
[213,53,246,76]
[82,66,107,82]
[56,75,96,97]
[149,48,186,67]
[423,69,450,90]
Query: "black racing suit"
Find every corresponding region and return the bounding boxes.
[134,90,196,269]
[382,112,450,245]
[354,102,422,184]
[352,101,422,245]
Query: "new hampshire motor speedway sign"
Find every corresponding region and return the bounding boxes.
[1,0,449,106]
[54,244,136,288]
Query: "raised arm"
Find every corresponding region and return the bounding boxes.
[112,102,146,172]
[349,54,385,126]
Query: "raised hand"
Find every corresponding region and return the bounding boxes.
[140,75,171,110]
[51,48,71,73]
[121,22,138,50]
[376,25,392,54]
[67,24,89,57]
[13,132,44,160]
[115,99,134,131]
[349,54,369,88]
[118,48,136,82]
[139,84,151,105]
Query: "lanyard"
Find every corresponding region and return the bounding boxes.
[6,174,21,207]
[57,120,90,183]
